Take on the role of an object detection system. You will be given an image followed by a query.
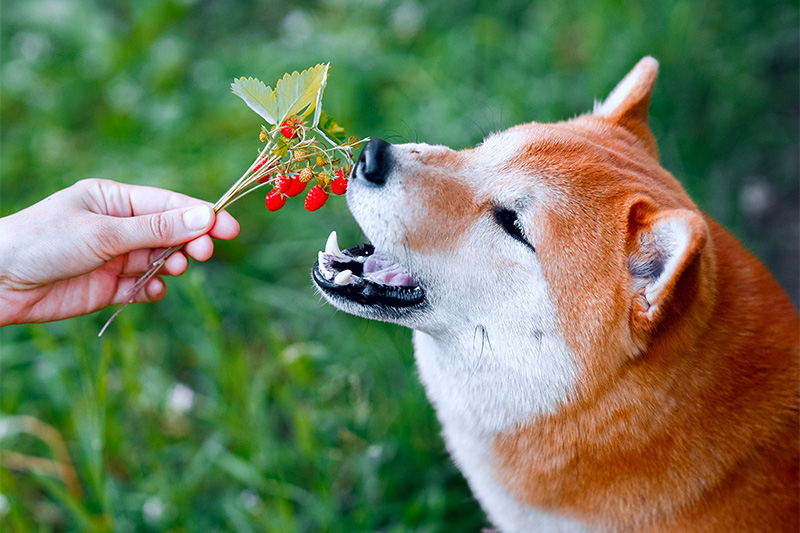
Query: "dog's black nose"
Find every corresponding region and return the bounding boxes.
[355,138,391,186]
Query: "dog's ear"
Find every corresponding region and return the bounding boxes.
[626,198,708,336]
[593,57,660,158]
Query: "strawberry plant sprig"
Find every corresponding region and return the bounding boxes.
[99,63,365,336]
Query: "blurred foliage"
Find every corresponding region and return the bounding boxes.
[0,0,797,531]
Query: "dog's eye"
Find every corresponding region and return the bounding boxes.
[494,207,534,251]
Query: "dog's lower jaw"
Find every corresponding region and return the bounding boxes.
[412,330,589,532]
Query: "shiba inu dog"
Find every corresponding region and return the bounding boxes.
[312,57,799,532]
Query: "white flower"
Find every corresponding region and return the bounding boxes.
[240,489,260,511]
[142,496,164,525]
[167,383,195,414]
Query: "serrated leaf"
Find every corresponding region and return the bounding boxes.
[231,64,329,127]
[275,63,329,126]
[231,76,278,124]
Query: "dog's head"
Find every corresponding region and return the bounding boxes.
[313,57,713,401]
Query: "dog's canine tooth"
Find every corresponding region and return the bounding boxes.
[325,231,343,257]
[334,269,353,285]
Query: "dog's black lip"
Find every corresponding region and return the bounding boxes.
[312,244,426,309]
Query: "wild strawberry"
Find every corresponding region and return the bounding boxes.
[298,166,314,183]
[315,155,326,168]
[293,149,307,162]
[256,173,272,184]
[253,158,267,173]
[259,129,269,143]
[265,190,286,211]
[331,176,348,195]
[304,185,328,211]
[284,177,307,197]
[280,118,297,139]
[334,169,346,180]
[273,173,291,193]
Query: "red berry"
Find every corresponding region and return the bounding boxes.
[304,185,328,211]
[256,173,272,184]
[253,158,267,173]
[265,190,286,211]
[273,173,291,193]
[284,177,307,197]
[334,169,345,179]
[331,177,348,195]
[280,118,297,139]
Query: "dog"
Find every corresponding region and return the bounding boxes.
[312,57,799,532]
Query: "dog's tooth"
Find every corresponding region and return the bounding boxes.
[318,252,334,279]
[325,231,342,257]
[333,269,353,286]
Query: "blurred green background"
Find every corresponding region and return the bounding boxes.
[1,0,797,531]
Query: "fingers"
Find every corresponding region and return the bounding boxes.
[209,209,240,240]
[110,276,168,305]
[116,237,219,277]
[184,235,214,262]
[103,204,215,254]
[75,180,241,291]
[117,249,190,277]
[82,180,238,236]
[79,178,213,217]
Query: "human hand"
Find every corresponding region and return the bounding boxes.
[0,178,240,326]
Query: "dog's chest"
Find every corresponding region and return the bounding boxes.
[412,331,588,532]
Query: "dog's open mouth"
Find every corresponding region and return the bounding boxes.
[312,231,425,308]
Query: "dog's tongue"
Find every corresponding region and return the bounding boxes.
[363,252,417,287]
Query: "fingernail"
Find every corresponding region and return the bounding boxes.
[183,206,212,231]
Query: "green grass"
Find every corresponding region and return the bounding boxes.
[1,0,797,530]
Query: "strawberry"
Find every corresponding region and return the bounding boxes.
[298,166,314,183]
[253,158,267,173]
[331,176,348,195]
[284,177,307,197]
[304,185,328,211]
[265,190,286,211]
[273,173,291,193]
[280,118,297,139]
[256,173,272,184]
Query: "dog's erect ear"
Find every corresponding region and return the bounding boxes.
[626,199,708,335]
[594,57,660,158]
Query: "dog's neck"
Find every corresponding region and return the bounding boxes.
[412,326,577,435]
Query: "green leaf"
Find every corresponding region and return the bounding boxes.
[272,136,289,158]
[231,64,329,126]
[318,111,345,140]
[230,76,278,124]
[276,63,328,125]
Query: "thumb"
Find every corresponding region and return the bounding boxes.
[108,205,215,253]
